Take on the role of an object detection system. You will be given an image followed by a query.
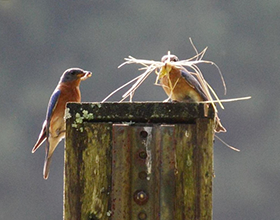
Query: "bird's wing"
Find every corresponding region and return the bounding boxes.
[45,89,61,135]
[32,89,61,153]
[180,69,208,101]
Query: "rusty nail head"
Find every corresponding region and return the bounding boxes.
[133,190,149,205]
[138,151,147,159]
[138,171,148,180]
[138,211,147,219]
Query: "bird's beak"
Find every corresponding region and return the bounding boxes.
[80,71,92,80]
[158,62,172,79]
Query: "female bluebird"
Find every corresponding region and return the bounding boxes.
[159,54,226,133]
[32,68,92,179]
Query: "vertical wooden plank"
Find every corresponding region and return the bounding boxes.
[64,122,111,220]
[64,121,84,220]
[111,125,132,220]
[157,125,176,219]
[174,124,197,220]
[81,123,112,220]
[195,118,214,220]
[153,126,161,220]
[174,121,214,220]
[112,125,159,220]
[130,126,155,220]
[184,124,197,219]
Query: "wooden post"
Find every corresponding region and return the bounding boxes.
[64,102,214,220]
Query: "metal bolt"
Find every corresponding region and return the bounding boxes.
[138,171,148,180]
[138,211,147,219]
[139,151,147,159]
[133,190,149,205]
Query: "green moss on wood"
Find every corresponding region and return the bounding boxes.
[66,102,214,124]
[64,123,112,220]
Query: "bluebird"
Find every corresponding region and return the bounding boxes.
[32,68,92,179]
[159,54,226,133]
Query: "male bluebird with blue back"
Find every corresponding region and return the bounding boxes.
[32,68,92,179]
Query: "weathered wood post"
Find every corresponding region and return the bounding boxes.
[64,102,214,220]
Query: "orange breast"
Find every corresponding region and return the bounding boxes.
[50,82,81,137]
[160,67,204,102]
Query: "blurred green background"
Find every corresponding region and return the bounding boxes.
[1,0,279,219]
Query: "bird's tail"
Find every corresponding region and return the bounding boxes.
[43,145,53,180]
[214,116,226,133]
[32,120,47,153]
